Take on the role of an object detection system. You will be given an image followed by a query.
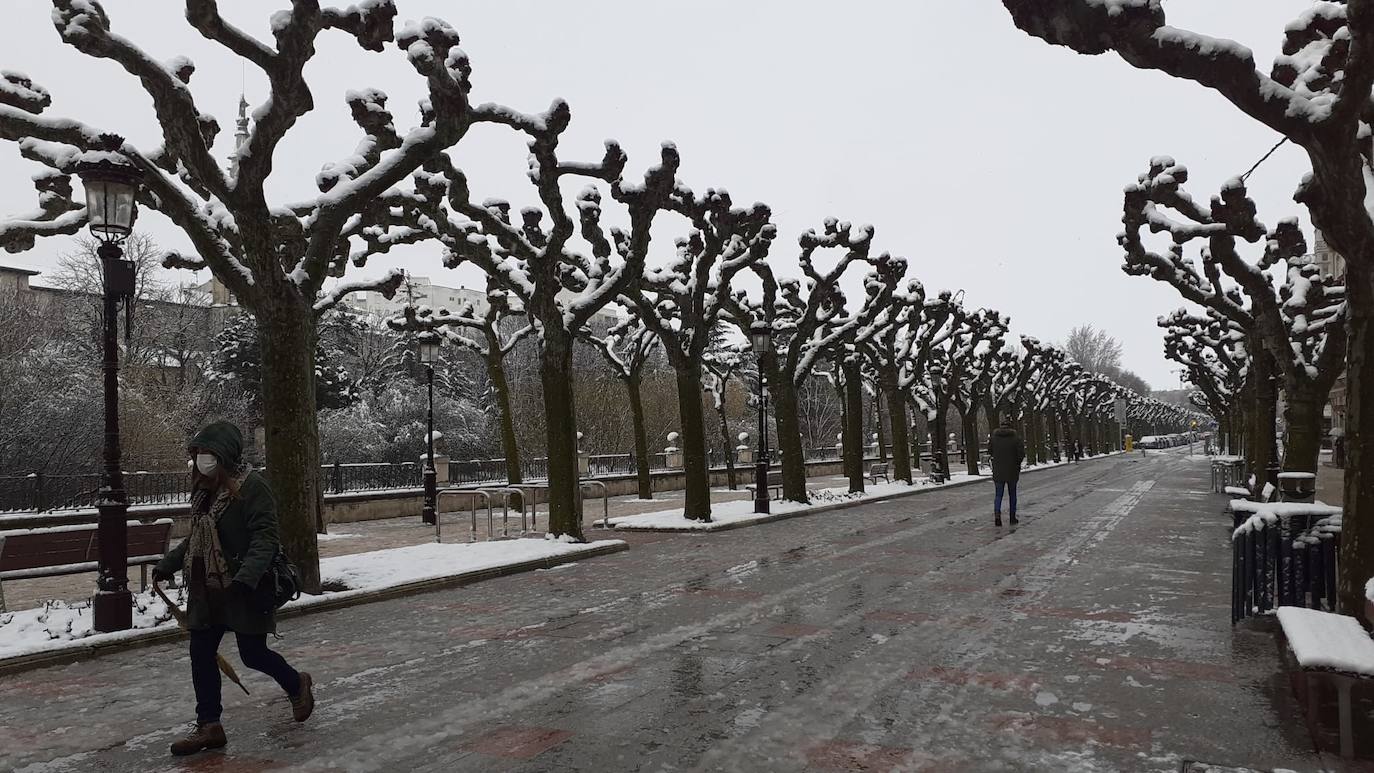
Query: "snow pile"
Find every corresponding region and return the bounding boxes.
[0,538,622,661]
[1276,606,1374,676]
[608,477,980,531]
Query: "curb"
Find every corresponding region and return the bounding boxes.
[0,541,629,677]
[610,453,1126,533]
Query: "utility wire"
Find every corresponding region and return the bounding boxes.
[1239,136,1290,182]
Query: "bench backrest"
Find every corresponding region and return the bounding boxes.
[767,471,784,485]
[0,520,172,571]
[870,463,889,473]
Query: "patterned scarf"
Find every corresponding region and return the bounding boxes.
[183,462,251,593]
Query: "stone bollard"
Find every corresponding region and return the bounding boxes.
[736,432,753,465]
[665,432,682,469]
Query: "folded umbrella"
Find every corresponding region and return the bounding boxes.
[153,582,250,696]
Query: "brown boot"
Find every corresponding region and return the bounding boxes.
[291,672,315,722]
[169,722,226,756]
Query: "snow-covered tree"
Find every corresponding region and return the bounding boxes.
[627,190,775,521]
[388,283,533,485]
[582,311,660,500]
[0,1,577,589]
[856,279,956,483]
[1161,309,1248,454]
[702,335,749,492]
[1120,158,1346,474]
[725,219,901,502]
[1001,0,1374,622]
[208,312,358,410]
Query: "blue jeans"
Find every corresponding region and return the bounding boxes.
[994,480,1018,516]
[191,626,301,723]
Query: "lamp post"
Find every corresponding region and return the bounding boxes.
[750,322,772,514]
[418,331,442,526]
[77,149,141,633]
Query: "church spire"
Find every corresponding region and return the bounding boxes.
[229,94,250,178]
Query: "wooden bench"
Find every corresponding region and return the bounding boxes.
[866,462,891,484]
[0,519,174,612]
[745,471,784,500]
[1276,606,1374,758]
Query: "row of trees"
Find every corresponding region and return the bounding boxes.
[1001,0,1372,619]
[0,1,1193,594]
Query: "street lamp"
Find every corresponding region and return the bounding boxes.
[76,149,141,633]
[418,331,442,526]
[750,322,772,514]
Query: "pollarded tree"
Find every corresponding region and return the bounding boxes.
[725,219,901,503]
[0,1,562,589]
[371,108,684,539]
[1161,309,1249,456]
[628,190,776,521]
[949,311,1009,476]
[583,311,660,500]
[703,338,749,492]
[386,283,534,485]
[856,280,957,483]
[1001,0,1374,620]
[1120,158,1347,475]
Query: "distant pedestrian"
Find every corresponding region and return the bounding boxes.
[988,419,1026,526]
[1074,440,1084,461]
[151,421,315,757]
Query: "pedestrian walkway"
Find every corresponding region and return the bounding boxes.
[0,454,1330,772]
[0,473,858,611]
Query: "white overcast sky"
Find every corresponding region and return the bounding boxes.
[0,1,1316,389]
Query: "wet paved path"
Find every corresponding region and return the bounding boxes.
[0,451,1324,772]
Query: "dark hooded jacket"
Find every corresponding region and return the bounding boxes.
[156,421,280,634]
[988,426,1026,483]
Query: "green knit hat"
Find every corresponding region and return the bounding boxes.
[190,421,244,467]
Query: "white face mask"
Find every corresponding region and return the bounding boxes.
[195,453,219,476]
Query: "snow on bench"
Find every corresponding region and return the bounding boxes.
[1275,606,1374,758]
[1230,502,1341,539]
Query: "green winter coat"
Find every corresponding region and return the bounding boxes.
[156,423,280,635]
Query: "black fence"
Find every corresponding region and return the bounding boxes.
[1232,510,1341,624]
[0,470,193,513]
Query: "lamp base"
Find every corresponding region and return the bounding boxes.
[92,589,132,632]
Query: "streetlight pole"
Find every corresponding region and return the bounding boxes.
[77,147,142,633]
[751,322,772,514]
[419,332,441,526]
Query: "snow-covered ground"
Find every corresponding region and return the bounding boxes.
[0,537,623,662]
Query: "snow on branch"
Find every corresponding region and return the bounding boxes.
[313,267,404,314]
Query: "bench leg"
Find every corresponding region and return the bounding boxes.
[140,564,148,592]
[1338,675,1354,758]
[0,579,6,613]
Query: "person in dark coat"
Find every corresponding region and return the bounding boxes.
[988,419,1025,526]
[152,421,315,756]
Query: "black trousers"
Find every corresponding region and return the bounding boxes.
[190,626,301,724]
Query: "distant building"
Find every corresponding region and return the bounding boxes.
[346,273,621,335]
[0,262,40,306]
[1311,230,1348,282]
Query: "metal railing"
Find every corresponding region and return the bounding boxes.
[1232,509,1341,624]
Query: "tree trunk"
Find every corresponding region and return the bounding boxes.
[961,407,980,476]
[256,301,322,594]
[774,377,808,503]
[1281,391,1324,474]
[843,360,865,494]
[1248,347,1279,492]
[1340,266,1373,622]
[1048,408,1061,462]
[488,357,522,485]
[717,397,737,491]
[627,372,652,500]
[874,391,887,462]
[931,404,949,480]
[540,327,582,539]
[674,363,712,521]
[883,380,912,482]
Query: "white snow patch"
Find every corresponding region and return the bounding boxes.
[1034,691,1059,707]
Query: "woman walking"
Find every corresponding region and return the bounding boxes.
[152,421,315,756]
